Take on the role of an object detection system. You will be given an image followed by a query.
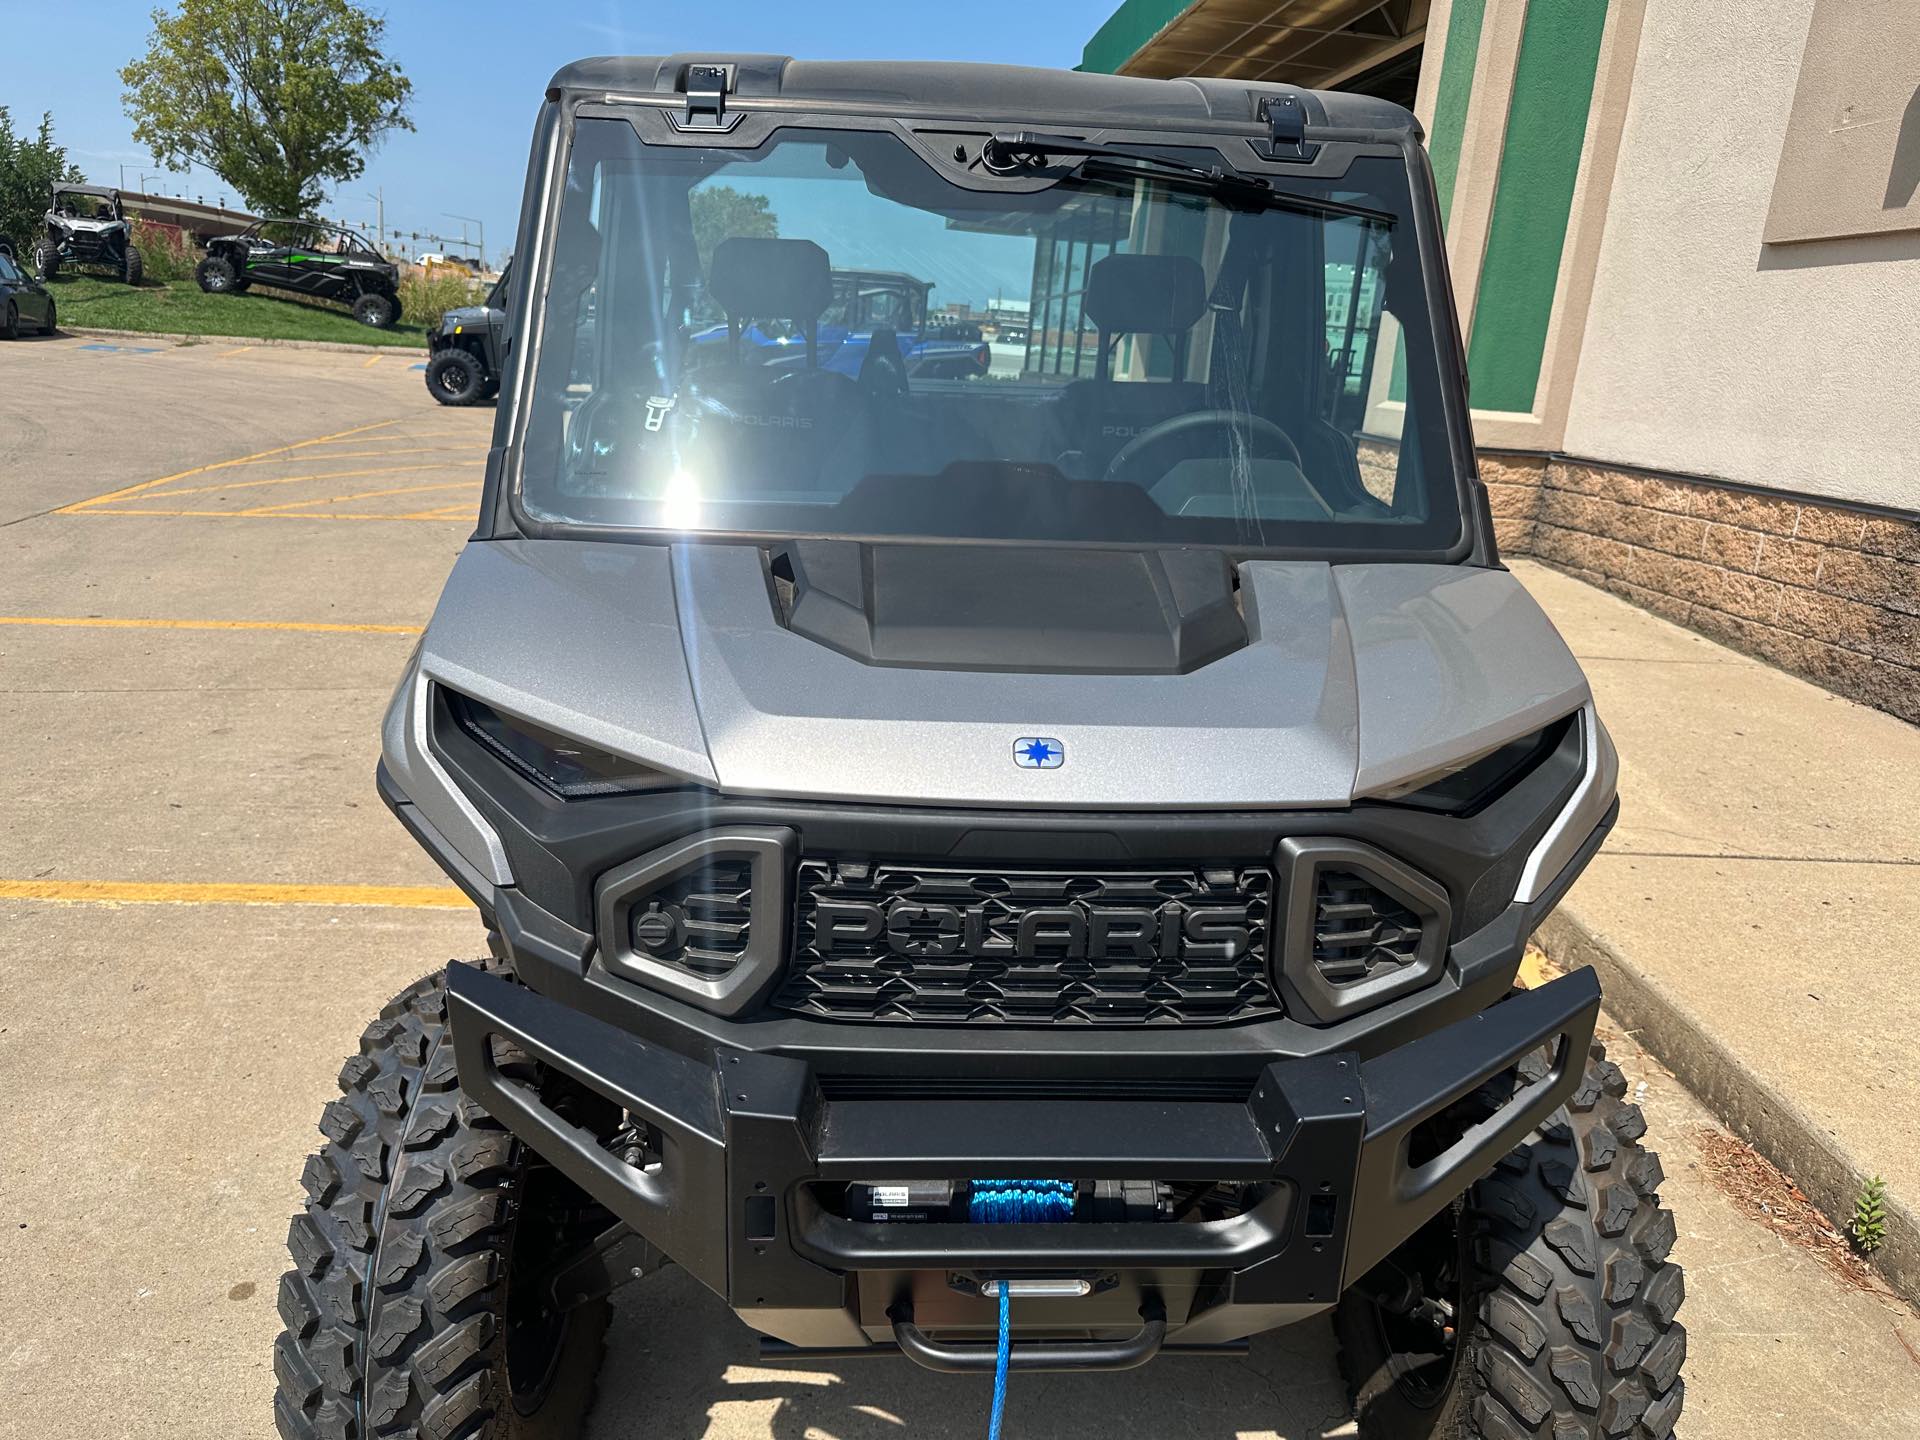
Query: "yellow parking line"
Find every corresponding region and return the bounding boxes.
[1516,948,1559,990]
[363,355,381,368]
[0,880,467,908]
[70,507,472,523]
[218,346,255,359]
[229,447,488,464]
[0,615,421,636]
[400,504,479,519]
[145,462,474,501]
[239,480,479,515]
[56,419,401,513]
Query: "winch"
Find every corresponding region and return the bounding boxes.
[843,1178,1166,1224]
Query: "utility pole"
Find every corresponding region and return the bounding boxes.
[444,212,484,268]
[363,188,386,253]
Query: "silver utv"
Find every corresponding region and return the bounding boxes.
[274,57,1683,1440]
[36,183,143,285]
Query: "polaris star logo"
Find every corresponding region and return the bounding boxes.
[1013,737,1064,769]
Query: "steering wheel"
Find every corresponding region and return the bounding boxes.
[1103,409,1304,484]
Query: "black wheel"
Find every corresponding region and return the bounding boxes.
[426,348,489,406]
[197,255,238,294]
[1336,1041,1685,1440]
[123,243,144,286]
[2,303,17,341]
[33,242,60,281]
[354,290,398,329]
[42,299,57,336]
[274,963,613,1440]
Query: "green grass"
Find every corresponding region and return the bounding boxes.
[44,276,430,347]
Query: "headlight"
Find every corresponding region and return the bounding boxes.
[446,692,681,798]
[1373,717,1570,814]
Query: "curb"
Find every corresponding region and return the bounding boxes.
[1538,906,1920,1307]
[62,325,428,357]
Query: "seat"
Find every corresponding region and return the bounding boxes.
[1052,253,1212,479]
[691,237,871,496]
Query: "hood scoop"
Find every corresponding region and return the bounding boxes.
[767,540,1247,676]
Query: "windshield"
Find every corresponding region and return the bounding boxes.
[518,119,1460,555]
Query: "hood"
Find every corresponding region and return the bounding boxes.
[440,304,501,332]
[417,539,1588,810]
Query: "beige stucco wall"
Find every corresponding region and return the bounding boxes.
[1561,0,1920,512]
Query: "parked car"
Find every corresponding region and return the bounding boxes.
[34,183,142,284]
[686,267,993,380]
[272,55,1684,1440]
[424,262,510,404]
[196,217,403,328]
[0,249,57,338]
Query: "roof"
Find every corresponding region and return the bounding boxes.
[545,54,1418,136]
[1081,0,1430,91]
[54,183,120,198]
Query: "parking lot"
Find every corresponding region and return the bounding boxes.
[2,334,1917,1439]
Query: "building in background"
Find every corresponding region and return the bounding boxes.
[1081,0,1919,722]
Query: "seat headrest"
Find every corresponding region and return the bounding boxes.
[708,236,833,321]
[1084,254,1208,335]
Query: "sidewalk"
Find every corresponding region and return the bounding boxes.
[1513,558,1920,1301]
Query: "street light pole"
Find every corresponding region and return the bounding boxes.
[363,188,386,253]
[443,212,484,268]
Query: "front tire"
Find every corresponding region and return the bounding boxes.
[426,348,488,406]
[33,242,60,281]
[2,303,17,341]
[1336,1042,1686,1439]
[42,299,57,336]
[354,291,399,329]
[197,256,238,294]
[123,243,144,286]
[274,964,611,1440]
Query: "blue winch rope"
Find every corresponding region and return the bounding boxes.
[967,1179,1076,1224]
[969,1179,1075,1438]
[989,1281,1011,1440]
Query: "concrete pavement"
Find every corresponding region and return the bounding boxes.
[1,337,1916,1436]
[1512,558,1920,1303]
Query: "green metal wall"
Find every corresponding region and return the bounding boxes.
[1465,0,1609,412]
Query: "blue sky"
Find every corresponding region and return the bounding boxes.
[7,2,1116,266]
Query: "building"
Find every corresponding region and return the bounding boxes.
[121,193,261,246]
[1081,0,1920,722]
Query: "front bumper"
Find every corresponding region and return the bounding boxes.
[447,959,1600,1358]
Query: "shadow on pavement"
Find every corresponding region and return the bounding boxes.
[587,1267,1358,1440]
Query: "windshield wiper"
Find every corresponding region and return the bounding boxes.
[980,131,1393,226]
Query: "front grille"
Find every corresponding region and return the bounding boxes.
[775,861,1277,1025]
[1311,869,1422,986]
[626,857,754,980]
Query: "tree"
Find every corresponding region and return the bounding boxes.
[120,0,413,218]
[690,186,779,269]
[0,109,84,251]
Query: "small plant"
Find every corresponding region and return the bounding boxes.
[131,218,195,283]
[398,267,482,331]
[1848,1175,1888,1254]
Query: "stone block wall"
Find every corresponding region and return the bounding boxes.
[1484,452,1920,723]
